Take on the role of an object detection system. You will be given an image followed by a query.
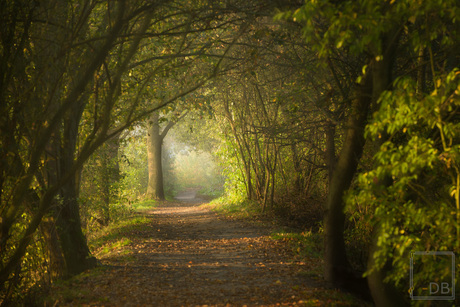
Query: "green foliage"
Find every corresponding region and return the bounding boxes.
[88,216,152,251]
[162,114,226,198]
[0,213,49,303]
[99,238,132,257]
[215,138,247,200]
[347,68,460,287]
[276,0,459,59]
[118,129,149,202]
[130,199,157,212]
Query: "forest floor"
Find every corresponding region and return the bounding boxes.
[45,189,368,306]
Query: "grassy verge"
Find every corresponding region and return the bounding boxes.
[129,199,158,212]
[204,196,262,220]
[86,199,157,252]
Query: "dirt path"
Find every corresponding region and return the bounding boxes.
[49,196,360,306]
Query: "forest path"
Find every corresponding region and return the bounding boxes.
[50,198,358,306]
[173,188,202,203]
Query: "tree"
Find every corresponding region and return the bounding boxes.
[207,8,339,224]
[1,0,257,295]
[281,0,459,304]
[146,112,178,200]
[0,0,160,288]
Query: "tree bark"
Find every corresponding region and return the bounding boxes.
[39,217,66,281]
[324,120,336,187]
[55,183,96,276]
[146,112,170,200]
[366,30,407,307]
[0,0,150,288]
[324,69,373,285]
[53,101,97,277]
[367,224,407,306]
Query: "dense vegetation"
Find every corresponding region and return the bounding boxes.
[0,0,458,305]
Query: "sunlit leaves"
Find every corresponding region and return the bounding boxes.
[347,68,460,286]
[277,0,459,59]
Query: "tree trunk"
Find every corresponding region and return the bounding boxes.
[99,133,121,224]
[416,47,426,95]
[53,103,97,277]
[39,217,66,281]
[56,184,97,276]
[366,30,407,306]
[146,112,165,200]
[324,70,373,285]
[0,0,128,288]
[367,224,407,306]
[291,144,302,193]
[324,121,336,187]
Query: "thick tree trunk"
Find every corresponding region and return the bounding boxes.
[324,70,373,285]
[324,26,402,296]
[146,113,165,200]
[367,224,407,306]
[39,216,66,281]
[53,103,96,277]
[55,183,96,276]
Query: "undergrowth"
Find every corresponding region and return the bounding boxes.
[271,230,322,259]
[87,198,156,248]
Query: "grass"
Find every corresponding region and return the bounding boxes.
[271,230,324,283]
[99,237,132,257]
[205,196,262,220]
[86,198,158,251]
[130,199,158,211]
[88,215,152,250]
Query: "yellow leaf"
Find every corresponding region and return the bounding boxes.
[436,78,442,88]
[336,40,344,49]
